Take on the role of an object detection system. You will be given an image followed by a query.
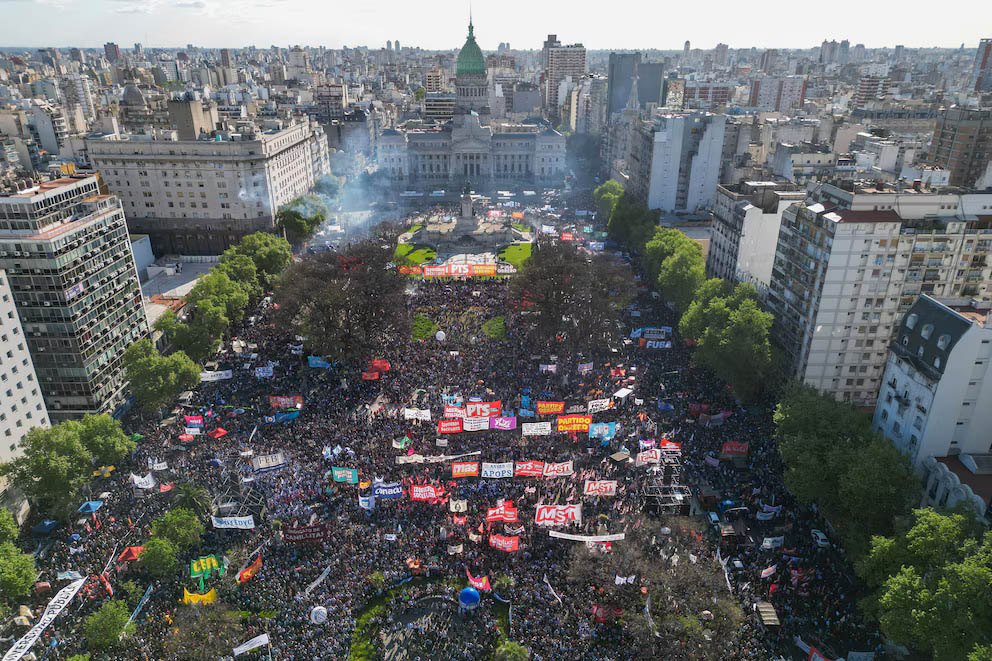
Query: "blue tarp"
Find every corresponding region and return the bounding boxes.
[77,501,103,513]
[32,519,58,535]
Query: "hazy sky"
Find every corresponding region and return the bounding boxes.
[1,0,986,51]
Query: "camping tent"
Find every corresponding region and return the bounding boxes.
[118,546,145,563]
[77,501,103,513]
[31,520,58,536]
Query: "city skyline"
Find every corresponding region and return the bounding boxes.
[0,0,987,51]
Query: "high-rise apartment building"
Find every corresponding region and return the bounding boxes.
[766,182,992,406]
[60,74,96,120]
[425,69,445,94]
[928,108,992,188]
[87,117,330,255]
[0,269,49,461]
[628,111,725,213]
[748,76,807,112]
[314,84,349,123]
[220,48,233,68]
[971,39,992,92]
[104,42,121,63]
[0,176,148,421]
[853,75,889,109]
[544,43,586,120]
[606,52,641,117]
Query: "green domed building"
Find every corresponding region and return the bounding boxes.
[454,20,489,114]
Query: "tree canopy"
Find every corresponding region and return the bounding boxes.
[123,339,200,413]
[139,536,179,578]
[0,508,17,545]
[593,179,623,220]
[0,541,37,600]
[606,193,657,251]
[274,241,410,365]
[774,385,918,555]
[83,600,134,649]
[73,413,135,466]
[151,507,204,551]
[857,508,992,660]
[221,231,292,285]
[509,240,634,357]
[0,423,94,512]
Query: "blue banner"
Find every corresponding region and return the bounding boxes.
[518,409,535,418]
[372,482,403,499]
[275,411,300,423]
[589,422,617,440]
[521,395,532,409]
[307,356,330,369]
[359,495,375,511]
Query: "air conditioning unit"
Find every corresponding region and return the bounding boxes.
[43,302,51,307]
[0,252,7,256]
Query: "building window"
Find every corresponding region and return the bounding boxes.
[921,324,933,339]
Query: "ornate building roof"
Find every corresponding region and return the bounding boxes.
[456,21,486,77]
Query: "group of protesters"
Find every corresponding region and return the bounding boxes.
[9,237,887,661]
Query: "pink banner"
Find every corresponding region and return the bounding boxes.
[489,416,517,430]
[535,504,582,527]
[466,567,491,590]
[410,484,444,501]
[489,535,519,552]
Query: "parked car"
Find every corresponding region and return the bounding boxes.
[811,529,831,548]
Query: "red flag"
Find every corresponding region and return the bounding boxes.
[238,554,262,584]
[465,567,491,591]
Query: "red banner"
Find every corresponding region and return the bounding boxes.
[397,265,423,275]
[486,502,519,523]
[370,359,391,372]
[542,460,574,477]
[561,232,574,241]
[720,441,749,457]
[361,372,380,380]
[444,406,466,418]
[489,535,519,552]
[410,484,444,501]
[583,480,618,496]
[466,400,501,417]
[452,461,479,478]
[423,265,449,277]
[556,414,592,432]
[466,567,491,590]
[437,419,463,434]
[238,555,262,583]
[268,395,303,409]
[283,523,328,543]
[535,504,582,527]
[536,401,565,415]
[514,460,545,477]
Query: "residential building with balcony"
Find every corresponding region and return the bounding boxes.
[0,176,148,421]
[766,181,992,406]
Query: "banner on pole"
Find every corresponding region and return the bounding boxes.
[535,504,582,526]
[489,535,519,552]
[583,480,618,496]
[548,531,625,542]
[536,401,565,415]
[0,577,86,661]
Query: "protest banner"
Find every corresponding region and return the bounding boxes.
[521,421,552,436]
[370,359,390,372]
[238,556,262,583]
[451,461,479,478]
[587,398,611,414]
[536,401,565,414]
[307,356,331,368]
[0,577,86,661]
[437,419,463,434]
[542,460,574,477]
[466,567,491,591]
[466,400,501,417]
[211,516,255,530]
[720,441,749,458]
[252,452,288,473]
[443,406,466,419]
[489,535,519,552]
[283,523,328,543]
[535,504,582,527]
[331,467,358,484]
[410,484,444,500]
[578,361,594,374]
[557,414,592,432]
[373,482,403,499]
[636,449,661,466]
[514,460,545,477]
[268,395,303,409]
[588,422,617,440]
[184,415,204,428]
[449,499,468,512]
[254,365,273,378]
[361,372,380,381]
[233,633,270,657]
[481,462,513,479]
[462,416,490,432]
[199,370,233,382]
[488,416,516,431]
[583,480,618,496]
[486,502,519,523]
[548,531,626,542]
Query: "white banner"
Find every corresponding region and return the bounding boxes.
[211,516,255,530]
[636,449,661,466]
[255,365,273,378]
[587,398,611,414]
[129,472,156,489]
[481,462,513,479]
[305,566,331,596]
[199,370,233,382]
[449,499,468,512]
[151,461,168,471]
[548,531,625,543]
[233,633,270,657]
[2,578,87,661]
[583,480,618,496]
[522,421,552,436]
[403,408,432,421]
[535,504,582,527]
[463,416,490,432]
[184,427,201,436]
[542,460,574,477]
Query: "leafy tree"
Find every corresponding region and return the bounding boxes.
[641,227,698,285]
[274,241,410,364]
[593,179,623,220]
[970,645,992,661]
[858,509,992,660]
[414,88,427,101]
[495,640,530,661]
[678,278,734,341]
[162,604,243,660]
[656,243,704,313]
[607,193,657,250]
[214,253,261,301]
[509,240,634,357]
[151,507,204,551]
[0,507,18,545]
[66,655,91,661]
[83,600,134,649]
[75,414,134,466]
[139,536,179,578]
[0,542,36,600]
[315,175,342,199]
[278,208,315,246]
[119,579,144,609]
[123,339,200,413]
[775,386,917,554]
[155,310,218,364]
[0,424,93,512]
[222,232,291,285]
[187,271,249,326]
[172,483,211,516]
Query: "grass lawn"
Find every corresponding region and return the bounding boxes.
[512,222,529,232]
[409,224,423,232]
[499,243,532,267]
[482,316,507,340]
[394,243,436,265]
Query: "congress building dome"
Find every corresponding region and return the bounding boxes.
[456,20,486,77]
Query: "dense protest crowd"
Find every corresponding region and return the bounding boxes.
[8,241,884,661]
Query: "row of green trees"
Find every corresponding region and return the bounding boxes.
[154,232,290,365]
[595,182,774,401]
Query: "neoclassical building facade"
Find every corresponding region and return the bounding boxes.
[377,20,566,189]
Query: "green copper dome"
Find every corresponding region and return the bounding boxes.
[456,21,486,77]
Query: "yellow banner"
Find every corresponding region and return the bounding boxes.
[182,587,218,605]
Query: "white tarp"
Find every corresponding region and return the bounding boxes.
[233,633,270,657]
[548,531,625,542]
[614,388,633,399]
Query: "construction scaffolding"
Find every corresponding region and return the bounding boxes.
[641,449,691,513]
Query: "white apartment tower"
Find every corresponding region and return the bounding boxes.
[544,43,586,121]
[767,182,992,406]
